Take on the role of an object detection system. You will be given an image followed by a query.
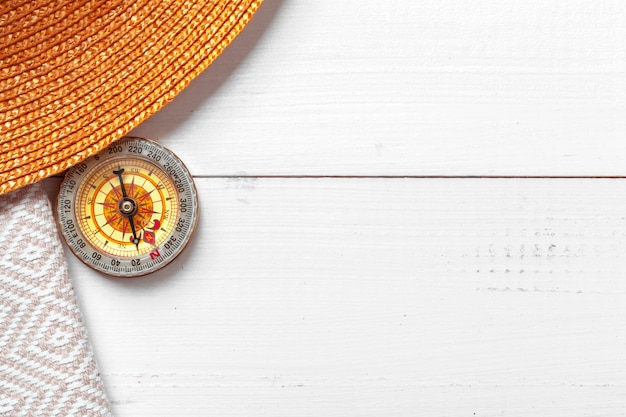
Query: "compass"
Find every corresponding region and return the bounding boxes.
[57,137,198,277]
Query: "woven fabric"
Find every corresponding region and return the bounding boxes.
[0,183,111,416]
[0,0,263,195]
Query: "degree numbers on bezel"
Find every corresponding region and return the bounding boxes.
[57,137,198,277]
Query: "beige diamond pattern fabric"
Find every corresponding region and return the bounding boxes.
[0,183,112,416]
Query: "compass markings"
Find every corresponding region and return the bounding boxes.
[121,219,129,242]
[137,189,155,202]
[138,208,160,215]
[104,213,121,226]
[105,181,122,198]
[128,176,136,199]
[60,139,195,276]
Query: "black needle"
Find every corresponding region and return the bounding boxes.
[113,168,128,198]
[113,168,141,250]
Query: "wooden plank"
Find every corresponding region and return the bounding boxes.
[39,2,626,415]
[45,177,626,416]
[130,0,626,177]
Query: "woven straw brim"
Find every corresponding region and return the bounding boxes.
[0,0,263,195]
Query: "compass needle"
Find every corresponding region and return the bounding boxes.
[112,168,127,197]
[113,166,141,247]
[57,138,198,277]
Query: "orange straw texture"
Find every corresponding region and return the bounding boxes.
[0,0,263,195]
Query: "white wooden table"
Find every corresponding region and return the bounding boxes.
[47,1,626,415]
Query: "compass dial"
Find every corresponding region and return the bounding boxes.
[57,137,198,277]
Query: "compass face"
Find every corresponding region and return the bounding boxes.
[57,137,198,277]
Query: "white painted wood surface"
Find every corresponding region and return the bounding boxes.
[45,0,626,415]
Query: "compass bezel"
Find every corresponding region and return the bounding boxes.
[57,137,199,277]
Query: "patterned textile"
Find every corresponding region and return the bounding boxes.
[0,183,111,416]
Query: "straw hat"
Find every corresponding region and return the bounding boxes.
[0,0,263,195]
